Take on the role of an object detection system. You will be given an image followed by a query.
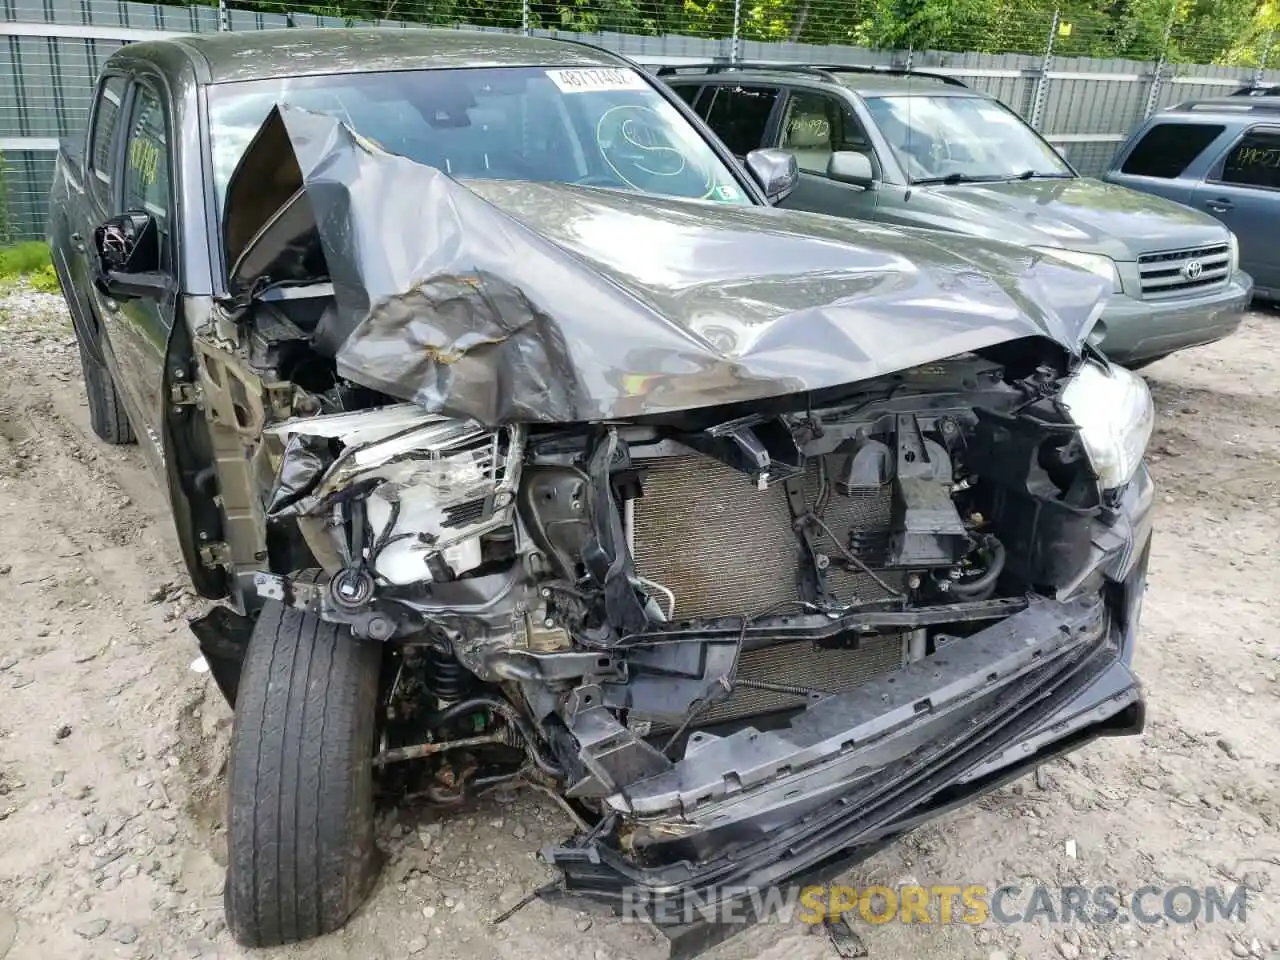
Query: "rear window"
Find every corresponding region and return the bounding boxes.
[671,84,702,108]
[700,85,779,156]
[1217,129,1280,189]
[1120,123,1225,178]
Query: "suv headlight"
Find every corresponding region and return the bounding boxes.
[1059,363,1152,491]
[1030,247,1122,293]
[1061,361,1154,489]
[1228,231,1240,274]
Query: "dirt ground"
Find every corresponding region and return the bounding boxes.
[0,285,1277,960]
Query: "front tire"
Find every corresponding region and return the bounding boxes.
[224,598,382,947]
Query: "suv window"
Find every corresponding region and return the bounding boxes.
[1217,129,1280,189]
[700,85,779,156]
[671,84,703,108]
[779,91,874,175]
[1120,123,1225,179]
[121,85,172,240]
[89,75,127,186]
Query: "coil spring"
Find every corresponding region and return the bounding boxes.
[422,649,471,703]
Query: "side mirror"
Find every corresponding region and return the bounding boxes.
[828,151,875,188]
[93,212,167,302]
[745,148,799,204]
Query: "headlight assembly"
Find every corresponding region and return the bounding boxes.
[1228,231,1240,275]
[1030,246,1122,294]
[1061,361,1154,489]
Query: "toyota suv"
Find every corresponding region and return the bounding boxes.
[660,62,1254,368]
[1104,95,1280,302]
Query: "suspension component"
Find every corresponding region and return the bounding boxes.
[422,648,473,704]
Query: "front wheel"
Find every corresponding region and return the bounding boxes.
[224,598,382,947]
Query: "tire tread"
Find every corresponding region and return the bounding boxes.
[225,593,380,947]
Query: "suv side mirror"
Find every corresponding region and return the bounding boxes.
[745,149,799,204]
[93,212,168,301]
[828,151,875,188]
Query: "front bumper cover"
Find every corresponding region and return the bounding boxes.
[541,537,1149,955]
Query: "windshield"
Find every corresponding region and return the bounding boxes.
[864,95,1072,183]
[207,66,752,212]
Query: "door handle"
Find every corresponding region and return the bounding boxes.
[1205,198,1234,213]
[70,232,86,252]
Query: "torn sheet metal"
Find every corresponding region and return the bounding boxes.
[224,105,1111,427]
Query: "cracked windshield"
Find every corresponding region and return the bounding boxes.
[864,94,1073,183]
[208,66,750,209]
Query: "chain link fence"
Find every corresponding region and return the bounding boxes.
[2,0,1278,240]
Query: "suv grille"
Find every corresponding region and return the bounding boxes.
[1138,243,1231,299]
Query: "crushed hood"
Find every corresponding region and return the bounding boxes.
[223,105,1111,427]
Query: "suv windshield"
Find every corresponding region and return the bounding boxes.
[864,95,1072,183]
[207,66,751,211]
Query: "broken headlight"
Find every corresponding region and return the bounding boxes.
[1060,360,1153,490]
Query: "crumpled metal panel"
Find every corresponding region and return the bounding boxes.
[223,105,1110,428]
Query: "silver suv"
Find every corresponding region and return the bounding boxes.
[661,62,1254,368]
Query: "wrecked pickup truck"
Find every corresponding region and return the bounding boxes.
[47,28,1153,954]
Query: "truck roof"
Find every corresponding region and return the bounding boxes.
[123,27,625,84]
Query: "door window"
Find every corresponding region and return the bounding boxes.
[671,84,703,109]
[779,91,874,175]
[1215,129,1280,190]
[700,85,780,156]
[121,85,172,234]
[1119,123,1225,179]
[89,76,127,188]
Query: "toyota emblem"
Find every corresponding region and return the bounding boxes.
[1181,259,1204,280]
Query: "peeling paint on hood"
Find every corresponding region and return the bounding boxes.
[223,105,1111,427]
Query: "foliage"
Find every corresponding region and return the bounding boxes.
[0,241,54,281]
[221,0,1275,65]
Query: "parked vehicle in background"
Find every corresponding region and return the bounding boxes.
[48,28,1156,957]
[1232,84,1280,97]
[659,63,1254,368]
[1105,96,1280,302]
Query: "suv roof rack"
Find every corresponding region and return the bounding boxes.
[1175,95,1280,114]
[653,61,969,88]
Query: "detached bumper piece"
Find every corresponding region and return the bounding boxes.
[541,595,1143,955]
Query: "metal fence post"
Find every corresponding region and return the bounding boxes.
[521,0,530,36]
[1028,10,1058,130]
[730,0,742,64]
[1142,8,1175,118]
[218,0,230,32]
[1254,31,1275,87]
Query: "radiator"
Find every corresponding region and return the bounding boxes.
[631,452,906,726]
[631,453,901,619]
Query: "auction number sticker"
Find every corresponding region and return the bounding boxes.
[546,68,648,93]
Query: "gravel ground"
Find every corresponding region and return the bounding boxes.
[0,284,1277,960]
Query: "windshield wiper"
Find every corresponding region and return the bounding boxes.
[913,172,1007,185]
[1013,169,1073,180]
[916,170,1073,185]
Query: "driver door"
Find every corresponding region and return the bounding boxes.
[91,77,177,469]
[774,90,879,221]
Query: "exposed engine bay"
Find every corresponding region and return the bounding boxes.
[188,287,1123,824]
